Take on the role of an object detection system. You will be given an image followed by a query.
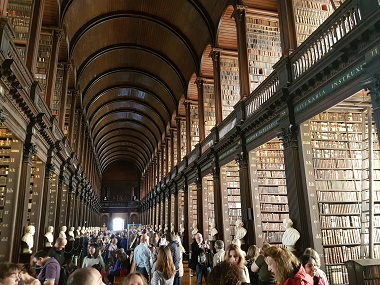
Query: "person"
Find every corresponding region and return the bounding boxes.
[18,263,41,285]
[0,262,21,285]
[251,243,276,285]
[213,240,225,267]
[45,226,54,247]
[225,243,250,284]
[82,243,106,270]
[300,255,326,285]
[108,237,119,265]
[21,225,35,254]
[246,245,260,285]
[120,232,129,251]
[235,219,247,242]
[151,246,176,285]
[302,248,329,285]
[174,234,185,280]
[122,272,148,285]
[33,250,61,285]
[282,218,300,253]
[189,233,211,285]
[166,232,181,285]
[107,249,131,284]
[264,247,313,285]
[59,226,67,239]
[207,261,245,285]
[133,235,152,280]
[47,237,67,267]
[66,267,106,285]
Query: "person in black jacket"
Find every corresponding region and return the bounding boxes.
[189,233,211,285]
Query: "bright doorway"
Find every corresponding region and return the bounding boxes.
[113,218,125,231]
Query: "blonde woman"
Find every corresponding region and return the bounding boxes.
[151,246,176,285]
[225,244,250,284]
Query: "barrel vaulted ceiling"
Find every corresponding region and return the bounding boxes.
[52,0,277,174]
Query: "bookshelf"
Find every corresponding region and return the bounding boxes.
[46,173,58,228]
[203,83,215,137]
[190,104,199,151]
[172,130,177,165]
[6,0,32,61]
[58,182,68,229]
[0,125,22,260]
[292,0,335,45]
[245,13,281,93]
[155,199,159,227]
[202,174,215,240]
[36,31,53,100]
[167,139,172,173]
[220,56,240,120]
[188,182,198,236]
[346,259,380,285]
[170,193,175,230]
[180,120,187,160]
[165,196,169,230]
[27,157,44,228]
[220,161,241,245]
[178,189,185,231]
[64,94,72,136]
[52,66,63,116]
[249,138,288,246]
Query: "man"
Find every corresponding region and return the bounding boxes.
[67,268,105,285]
[33,250,61,285]
[48,237,67,267]
[190,233,211,285]
[133,234,151,280]
[167,232,181,285]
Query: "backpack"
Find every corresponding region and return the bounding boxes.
[198,250,213,267]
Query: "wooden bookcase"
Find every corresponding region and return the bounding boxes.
[46,173,58,229]
[292,0,335,45]
[63,94,71,136]
[36,31,53,100]
[52,66,63,116]
[58,182,68,229]
[178,189,185,230]
[6,0,32,61]
[245,12,281,93]
[28,157,44,228]
[190,104,199,151]
[220,161,241,245]
[165,196,169,229]
[180,120,187,160]
[203,83,215,137]
[167,139,172,173]
[346,259,380,285]
[220,56,240,120]
[170,193,175,229]
[0,125,22,261]
[202,174,215,240]
[188,182,198,234]
[249,138,289,246]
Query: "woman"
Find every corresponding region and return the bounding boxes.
[300,255,325,285]
[264,247,313,285]
[0,263,21,285]
[251,243,276,285]
[108,249,131,284]
[151,246,176,285]
[302,248,329,285]
[82,243,106,270]
[246,245,260,285]
[225,244,250,284]
[122,272,148,285]
[207,261,245,285]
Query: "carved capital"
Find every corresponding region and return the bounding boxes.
[235,152,248,170]
[233,5,246,22]
[278,124,299,148]
[23,143,37,160]
[0,108,6,123]
[45,163,55,180]
[369,73,380,109]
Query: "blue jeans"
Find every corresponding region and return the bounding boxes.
[196,264,211,285]
[173,271,181,285]
[136,266,149,281]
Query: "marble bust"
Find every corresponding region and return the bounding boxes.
[179,224,185,236]
[68,227,75,241]
[282,218,300,252]
[21,225,35,254]
[191,222,198,237]
[44,226,54,247]
[235,219,247,241]
[75,226,81,238]
[210,223,218,240]
[59,226,67,238]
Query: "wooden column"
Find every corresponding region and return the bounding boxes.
[196,175,204,235]
[45,29,62,109]
[211,49,223,125]
[234,6,250,99]
[196,78,206,141]
[0,0,8,17]
[369,74,380,144]
[165,137,169,175]
[212,159,224,242]
[25,0,45,74]
[58,64,70,130]
[161,145,165,179]
[176,118,182,163]
[167,190,172,230]
[68,93,77,147]
[54,171,65,239]
[185,102,191,154]
[174,186,179,233]
[276,0,297,55]
[183,182,190,251]
[170,129,175,170]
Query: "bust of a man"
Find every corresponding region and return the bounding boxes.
[179,224,185,236]
[282,218,300,252]
[21,225,35,254]
[235,219,247,241]
[210,223,218,240]
[68,227,75,241]
[191,222,198,236]
[75,226,81,238]
[59,226,67,238]
[44,226,54,247]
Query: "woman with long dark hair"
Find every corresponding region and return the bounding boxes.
[82,243,105,270]
[151,246,176,285]
[225,244,250,284]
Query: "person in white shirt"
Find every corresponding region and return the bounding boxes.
[212,240,225,267]
[82,243,105,270]
[133,235,152,281]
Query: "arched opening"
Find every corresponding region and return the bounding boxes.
[113,217,125,231]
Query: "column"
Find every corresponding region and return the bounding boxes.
[196,78,206,141]
[369,74,380,143]
[25,0,45,74]
[54,172,64,237]
[196,175,204,235]
[45,29,62,108]
[185,102,191,154]
[161,192,166,229]
[212,159,224,242]
[211,49,223,125]
[75,112,82,154]
[161,145,165,178]
[233,6,250,99]
[276,0,298,55]
[176,118,182,163]
[170,129,175,170]
[58,64,71,130]
[68,92,77,147]
[0,0,8,17]
[174,186,179,233]
[165,137,169,174]
[183,182,190,251]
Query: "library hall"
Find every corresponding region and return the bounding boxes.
[0,0,379,285]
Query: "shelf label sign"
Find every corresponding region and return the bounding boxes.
[246,119,279,143]
[295,63,365,113]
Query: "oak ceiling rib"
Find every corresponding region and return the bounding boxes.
[86,85,171,124]
[92,114,161,147]
[102,154,144,172]
[101,153,144,171]
[82,69,177,114]
[94,121,158,152]
[71,13,199,73]
[95,129,155,157]
[98,136,150,163]
[99,144,146,168]
[89,100,166,134]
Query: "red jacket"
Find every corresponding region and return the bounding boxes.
[284,265,314,285]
